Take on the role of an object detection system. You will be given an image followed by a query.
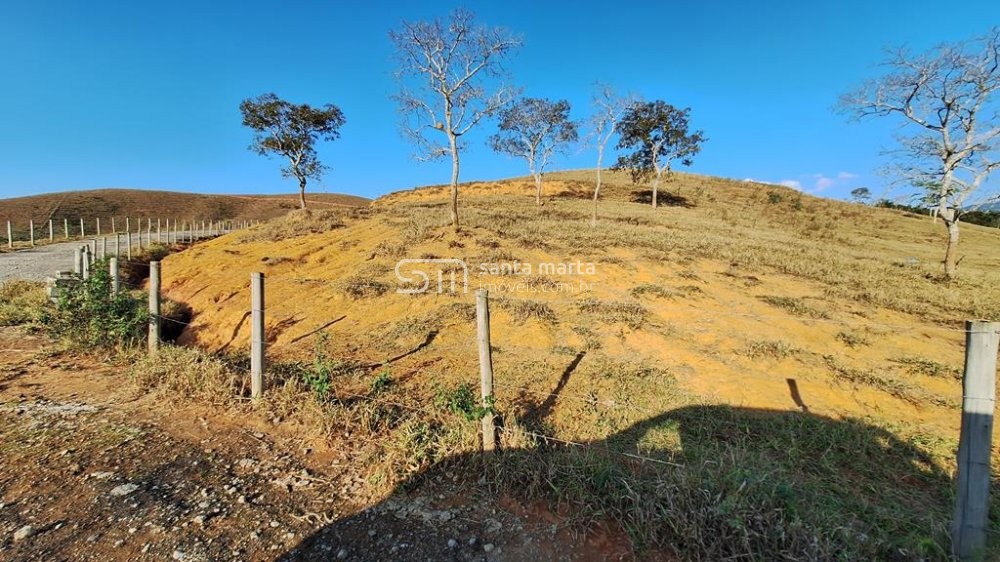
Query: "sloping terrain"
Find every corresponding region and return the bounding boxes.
[0,189,369,243]
[147,170,1000,557]
[161,171,999,432]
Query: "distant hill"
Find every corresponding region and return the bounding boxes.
[0,188,369,241]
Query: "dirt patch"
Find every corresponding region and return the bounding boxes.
[0,327,624,561]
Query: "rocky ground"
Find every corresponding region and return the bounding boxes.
[0,327,629,561]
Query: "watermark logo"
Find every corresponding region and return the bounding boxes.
[396,257,597,295]
[395,258,469,294]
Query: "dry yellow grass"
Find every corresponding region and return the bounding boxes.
[143,171,1000,557]
[158,170,1000,455]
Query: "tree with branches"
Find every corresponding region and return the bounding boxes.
[489,97,578,206]
[614,101,705,208]
[840,28,1000,278]
[389,9,521,230]
[850,187,872,204]
[587,84,635,226]
[239,93,345,209]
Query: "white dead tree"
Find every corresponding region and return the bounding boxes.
[587,84,634,227]
[389,9,521,231]
[840,28,1000,279]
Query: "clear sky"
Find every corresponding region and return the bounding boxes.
[0,1,995,201]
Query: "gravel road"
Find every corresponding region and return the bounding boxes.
[0,241,91,283]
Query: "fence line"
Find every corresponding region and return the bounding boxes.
[41,253,1000,553]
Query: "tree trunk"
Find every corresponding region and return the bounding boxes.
[943,216,960,279]
[448,133,460,231]
[298,178,307,209]
[592,148,603,228]
[533,172,543,206]
[651,175,660,208]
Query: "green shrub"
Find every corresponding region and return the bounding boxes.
[44,260,147,348]
[434,382,494,421]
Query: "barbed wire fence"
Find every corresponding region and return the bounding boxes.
[51,245,1000,551]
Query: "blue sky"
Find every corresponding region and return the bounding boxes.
[0,1,994,201]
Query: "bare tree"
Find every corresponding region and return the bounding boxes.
[587,84,634,226]
[389,9,521,231]
[840,28,1000,278]
[489,97,578,206]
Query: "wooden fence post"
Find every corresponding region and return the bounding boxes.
[79,218,84,237]
[126,232,132,260]
[73,247,82,274]
[126,217,130,233]
[48,219,53,242]
[148,261,161,355]
[157,218,162,244]
[96,217,101,236]
[111,216,116,234]
[29,220,34,246]
[953,320,1000,560]
[101,237,107,259]
[90,239,97,262]
[109,257,119,295]
[63,218,69,240]
[476,289,497,452]
[146,218,151,246]
[6,221,11,249]
[251,272,265,399]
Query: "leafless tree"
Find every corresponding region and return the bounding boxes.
[840,28,1000,279]
[587,84,634,227]
[389,9,521,231]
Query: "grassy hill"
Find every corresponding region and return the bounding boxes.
[155,170,1000,559]
[0,188,369,244]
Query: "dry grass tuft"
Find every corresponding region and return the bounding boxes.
[0,280,49,326]
[238,209,346,242]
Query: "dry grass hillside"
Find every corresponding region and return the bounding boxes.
[155,170,1000,558]
[0,188,369,242]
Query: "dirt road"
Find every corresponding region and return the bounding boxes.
[0,233,204,284]
[0,241,88,283]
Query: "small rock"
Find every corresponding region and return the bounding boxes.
[13,525,34,542]
[141,544,150,554]
[468,537,477,546]
[172,550,185,561]
[483,543,495,553]
[447,539,458,548]
[110,483,139,497]
[237,495,247,504]
[336,548,348,559]
[250,531,260,540]
[270,521,280,528]
[193,515,206,526]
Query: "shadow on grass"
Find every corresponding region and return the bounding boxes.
[278,405,966,561]
[629,190,694,208]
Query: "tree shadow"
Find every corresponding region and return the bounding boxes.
[520,351,585,423]
[278,404,962,561]
[629,190,693,208]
